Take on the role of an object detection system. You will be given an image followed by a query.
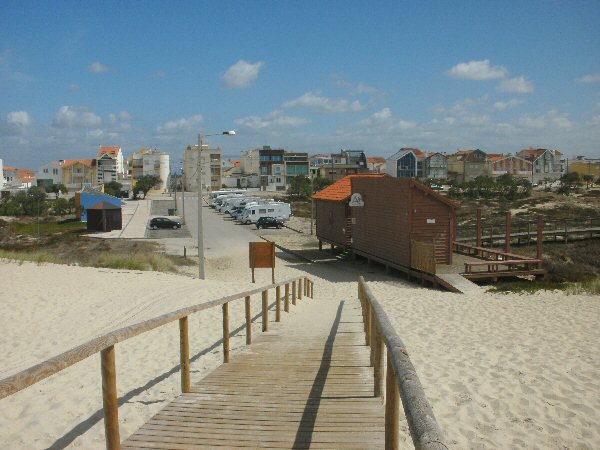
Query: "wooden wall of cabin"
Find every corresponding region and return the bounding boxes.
[350,177,411,267]
[410,186,453,264]
[315,200,349,247]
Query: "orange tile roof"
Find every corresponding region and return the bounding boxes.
[312,174,387,201]
[98,146,121,158]
[367,157,386,164]
[62,159,94,168]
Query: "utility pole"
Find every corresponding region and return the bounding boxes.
[197,133,205,279]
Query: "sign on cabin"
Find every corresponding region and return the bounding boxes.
[249,242,275,283]
[349,193,364,207]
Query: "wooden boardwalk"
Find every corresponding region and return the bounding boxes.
[123,299,385,449]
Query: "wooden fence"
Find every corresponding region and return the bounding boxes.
[0,276,314,450]
[358,277,448,450]
[410,240,437,274]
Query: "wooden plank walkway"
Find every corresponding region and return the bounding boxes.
[123,298,385,449]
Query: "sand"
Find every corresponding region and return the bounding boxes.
[1,247,599,449]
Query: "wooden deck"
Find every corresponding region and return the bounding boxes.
[123,299,385,449]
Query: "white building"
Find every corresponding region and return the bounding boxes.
[0,159,4,190]
[36,161,63,187]
[131,148,170,191]
[183,142,223,192]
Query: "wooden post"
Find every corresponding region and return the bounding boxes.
[262,290,269,332]
[179,317,190,392]
[310,280,314,298]
[373,330,384,398]
[369,311,377,366]
[385,352,399,450]
[222,303,230,363]
[537,215,544,269]
[275,285,281,322]
[505,211,511,254]
[251,267,255,283]
[101,346,120,450]
[489,224,493,248]
[476,208,482,251]
[245,296,252,345]
[284,283,290,312]
[292,281,297,305]
[365,304,371,348]
[272,266,275,284]
[298,278,303,300]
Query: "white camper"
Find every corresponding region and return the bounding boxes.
[241,202,292,224]
[209,189,245,207]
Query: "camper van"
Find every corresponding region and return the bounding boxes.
[241,202,292,224]
[234,199,274,221]
[209,189,245,207]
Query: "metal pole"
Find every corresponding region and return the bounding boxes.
[181,172,185,224]
[197,133,205,279]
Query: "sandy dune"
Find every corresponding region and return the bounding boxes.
[0,254,599,449]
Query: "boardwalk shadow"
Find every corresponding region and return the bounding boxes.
[46,307,271,450]
[292,300,344,449]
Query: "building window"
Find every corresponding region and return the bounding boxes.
[43,169,48,173]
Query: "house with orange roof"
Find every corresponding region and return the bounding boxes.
[367,157,386,173]
[313,174,458,269]
[447,149,488,182]
[2,165,36,189]
[97,146,125,183]
[61,159,97,191]
[516,148,565,182]
[488,154,532,179]
[316,149,368,181]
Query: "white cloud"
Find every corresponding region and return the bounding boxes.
[493,99,525,111]
[497,77,534,93]
[577,73,600,83]
[222,60,265,88]
[357,107,416,131]
[284,92,365,113]
[447,59,508,80]
[372,108,392,120]
[333,76,379,95]
[89,61,109,73]
[109,110,133,124]
[7,111,32,127]
[519,110,572,130]
[51,106,102,128]
[235,110,309,130]
[155,114,203,135]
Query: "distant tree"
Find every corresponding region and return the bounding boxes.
[558,172,582,195]
[0,197,22,216]
[45,183,68,199]
[104,181,123,197]
[135,175,161,199]
[583,174,594,189]
[288,175,312,198]
[52,197,70,216]
[312,176,333,194]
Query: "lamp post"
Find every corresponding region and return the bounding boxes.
[197,130,235,279]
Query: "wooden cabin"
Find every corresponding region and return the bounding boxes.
[313,175,459,270]
[86,201,122,232]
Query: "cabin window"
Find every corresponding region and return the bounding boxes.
[268,209,274,212]
[259,209,266,214]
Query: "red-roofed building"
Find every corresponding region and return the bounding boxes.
[367,157,386,173]
[97,146,125,182]
[516,148,565,182]
[62,159,97,190]
[2,165,36,189]
[313,174,458,268]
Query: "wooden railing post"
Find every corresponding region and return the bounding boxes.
[373,329,384,398]
[275,285,281,322]
[292,280,297,305]
[365,304,371,347]
[262,290,269,332]
[222,303,230,363]
[101,345,120,450]
[284,283,290,312]
[385,351,399,450]
[310,280,314,298]
[298,278,303,300]
[179,317,190,392]
[245,296,251,345]
[369,311,377,366]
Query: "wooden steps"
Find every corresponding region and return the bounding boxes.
[123,300,385,449]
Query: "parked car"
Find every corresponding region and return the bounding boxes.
[256,216,284,229]
[149,217,181,229]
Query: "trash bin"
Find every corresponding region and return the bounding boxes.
[168,208,177,216]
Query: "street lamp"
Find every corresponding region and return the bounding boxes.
[197,130,236,279]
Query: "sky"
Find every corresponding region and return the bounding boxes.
[1,0,600,170]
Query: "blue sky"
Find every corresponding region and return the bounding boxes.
[1,0,599,169]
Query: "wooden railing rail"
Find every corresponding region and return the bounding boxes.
[0,276,315,450]
[358,277,448,450]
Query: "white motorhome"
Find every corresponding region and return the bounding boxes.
[241,202,292,224]
[209,189,245,207]
[215,193,244,212]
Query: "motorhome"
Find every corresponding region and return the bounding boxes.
[215,193,244,212]
[209,189,245,207]
[241,202,292,224]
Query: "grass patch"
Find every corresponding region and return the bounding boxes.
[0,249,61,265]
[94,254,148,271]
[487,277,600,295]
[4,221,87,235]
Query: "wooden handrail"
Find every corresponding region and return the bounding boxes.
[0,276,309,399]
[358,277,448,450]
